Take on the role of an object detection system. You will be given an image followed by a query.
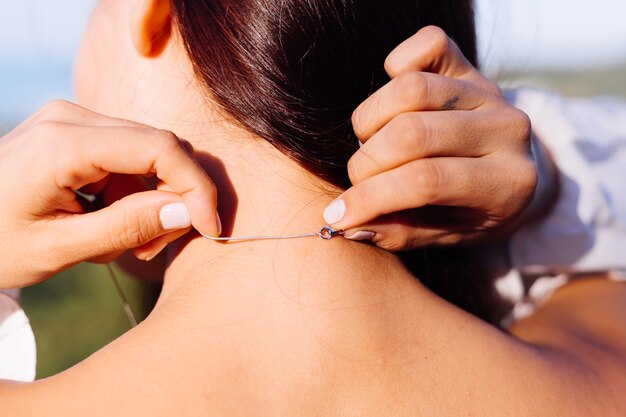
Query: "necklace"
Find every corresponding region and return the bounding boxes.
[107,225,343,328]
[199,225,344,242]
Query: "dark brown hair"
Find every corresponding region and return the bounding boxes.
[170,0,496,321]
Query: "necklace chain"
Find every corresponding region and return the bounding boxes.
[106,227,343,328]
[199,225,344,242]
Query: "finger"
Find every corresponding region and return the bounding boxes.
[343,222,450,252]
[11,100,196,157]
[133,227,190,261]
[353,72,490,141]
[342,207,490,251]
[384,26,476,79]
[51,190,194,266]
[7,101,140,142]
[349,110,508,184]
[46,124,219,236]
[324,157,536,230]
[32,100,143,128]
[26,101,197,157]
[349,223,469,251]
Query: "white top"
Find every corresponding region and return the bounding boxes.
[0,289,36,381]
[495,88,626,327]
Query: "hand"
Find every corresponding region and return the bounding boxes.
[0,100,220,288]
[323,26,544,251]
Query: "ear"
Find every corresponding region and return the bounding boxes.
[131,0,172,57]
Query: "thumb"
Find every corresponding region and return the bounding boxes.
[56,190,193,265]
[342,211,450,252]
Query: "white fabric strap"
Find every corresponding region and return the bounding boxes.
[0,291,36,382]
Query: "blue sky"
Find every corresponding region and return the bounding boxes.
[1,0,626,127]
[477,0,626,72]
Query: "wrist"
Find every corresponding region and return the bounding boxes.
[486,131,560,244]
[518,132,560,226]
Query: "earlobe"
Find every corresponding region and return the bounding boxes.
[131,0,172,58]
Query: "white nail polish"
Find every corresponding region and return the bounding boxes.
[345,231,375,241]
[160,203,191,230]
[323,199,346,225]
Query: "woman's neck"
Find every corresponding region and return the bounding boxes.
[149,105,344,285]
[161,120,349,301]
[89,46,362,293]
[103,53,341,238]
[126,85,348,290]
[83,34,341,252]
[188,119,339,239]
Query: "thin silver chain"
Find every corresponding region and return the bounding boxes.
[106,263,139,328]
[199,225,343,242]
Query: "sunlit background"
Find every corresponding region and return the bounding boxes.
[1,0,626,377]
[2,0,626,131]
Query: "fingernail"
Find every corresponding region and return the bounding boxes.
[216,210,222,236]
[323,199,346,225]
[345,231,376,241]
[159,203,191,230]
[144,249,162,262]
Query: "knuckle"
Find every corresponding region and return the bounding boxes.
[352,97,379,140]
[117,228,145,250]
[155,129,183,152]
[351,106,367,139]
[347,154,365,184]
[421,25,449,52]
[499,159,537,214]
[510,109,532,143]
[39,100,76,120]
[391,113,427,155]
[516,158,539,193]
[482,80,504,98]
[109,208,152,250]
[395,72,428,105]
[411,161,443,203]
[383,55,401,78]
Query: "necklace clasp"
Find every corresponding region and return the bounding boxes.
[318,226,343,240]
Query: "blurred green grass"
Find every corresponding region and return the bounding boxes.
[21,264,159,378]
[496,67,626,98]
[10,66,626,379]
